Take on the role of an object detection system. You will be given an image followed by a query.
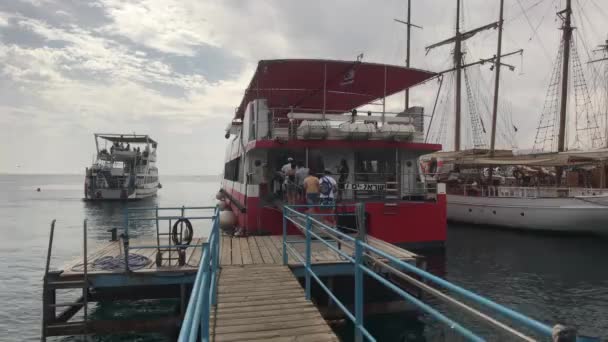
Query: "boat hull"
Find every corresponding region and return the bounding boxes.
[84,183,158,201]
[447,194,608,234]
[221,180,447,249]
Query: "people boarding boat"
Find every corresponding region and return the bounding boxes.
[422,149,608,234]
[84,133,159,200]
[219,59,447,249]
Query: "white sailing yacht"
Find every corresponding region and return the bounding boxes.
[424,0,608,234]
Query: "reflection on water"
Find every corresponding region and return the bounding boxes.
[1,174,607,341]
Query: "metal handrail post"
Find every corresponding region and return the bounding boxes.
[123,208,130,272]
[211,212,219,305]
[282,207,288,265]
[83,219,89,336]
[305,215,312,300]
[200,247,211,342]
[44,220,56,278]
[354,239,364,342]
[155,206,160,254]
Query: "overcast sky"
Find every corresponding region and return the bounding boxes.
[1,0,607,174]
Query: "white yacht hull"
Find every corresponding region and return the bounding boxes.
[447,194,608,234]
[85,183,158,200]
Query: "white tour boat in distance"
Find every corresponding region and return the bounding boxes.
[422,149,608,234]
[84,133,160,200]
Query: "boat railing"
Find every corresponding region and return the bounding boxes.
[282,204,592,341]
[280,171,436,202]
[123,206,217,272]
[461,185,608,198]
[265,109,422,141]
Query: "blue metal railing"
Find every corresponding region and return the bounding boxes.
[178,206,220,342]
[123,206,215,271]
[282,205,578,342]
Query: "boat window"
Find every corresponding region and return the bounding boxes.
[354,150,396,183]
[224,157,241,182]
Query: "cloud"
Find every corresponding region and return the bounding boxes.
[1,0,608,174]
[0,11,9,26]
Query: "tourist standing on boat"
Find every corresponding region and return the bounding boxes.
[319,170,337,226]
[284,160,297,205]
[303,171,320,206]
[319,170,337,204]
[337,159,349,201]
[295,161,309,201]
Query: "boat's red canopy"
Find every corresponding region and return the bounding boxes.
[234,59,436,119]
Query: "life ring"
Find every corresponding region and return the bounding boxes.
[172,218,193,247]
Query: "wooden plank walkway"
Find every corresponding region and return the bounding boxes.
[211,265,338,342]
[220,235,418,267]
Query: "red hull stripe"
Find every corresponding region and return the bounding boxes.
[222,185,446,246]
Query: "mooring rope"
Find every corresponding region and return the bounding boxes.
[71,253,150,272]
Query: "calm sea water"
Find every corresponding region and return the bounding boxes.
[1,174,606,341]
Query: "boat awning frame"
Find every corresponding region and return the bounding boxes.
[95,133,157,145]
[234,59,436,120]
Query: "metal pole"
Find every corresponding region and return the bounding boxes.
[211,213,219,305]
[489,0,505,157]
[123,208,130,272]
[382,65,387,125]
[354,239,364,342]
[454,0,462,151]
[82,219,88,336]
[305,215,312,300]
[200,249,211,341]
[405,0,411,109]
[558,0,572,152]
[44,220,56,278]
[425,75,444,143]
[323,63,327,120]
[282,207,288,265]
[155,206,160,256]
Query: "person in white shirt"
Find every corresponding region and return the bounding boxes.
[279,157,294,196]
[319,169,337,204]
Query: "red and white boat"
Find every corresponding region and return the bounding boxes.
[220,59,446,250]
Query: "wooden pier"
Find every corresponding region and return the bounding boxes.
[43,228,419,340]
[204,235,419,341]
[212,265,338,341]
[219,235,418,267]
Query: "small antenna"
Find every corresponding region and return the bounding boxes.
[356,53,364,62]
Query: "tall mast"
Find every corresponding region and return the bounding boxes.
[588,39,608,147]
[557,0,573,152]
[489,0,505,156]
[394,0,422,111]
[454,0,462,151]
[426,0,521,152]
[405,0,412,109]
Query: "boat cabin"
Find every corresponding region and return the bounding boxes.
[85,134,159,200]
[221,59,447,248]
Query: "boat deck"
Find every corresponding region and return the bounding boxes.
[211,265,338,342]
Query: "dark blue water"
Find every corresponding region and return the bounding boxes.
[1,174,607,341]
